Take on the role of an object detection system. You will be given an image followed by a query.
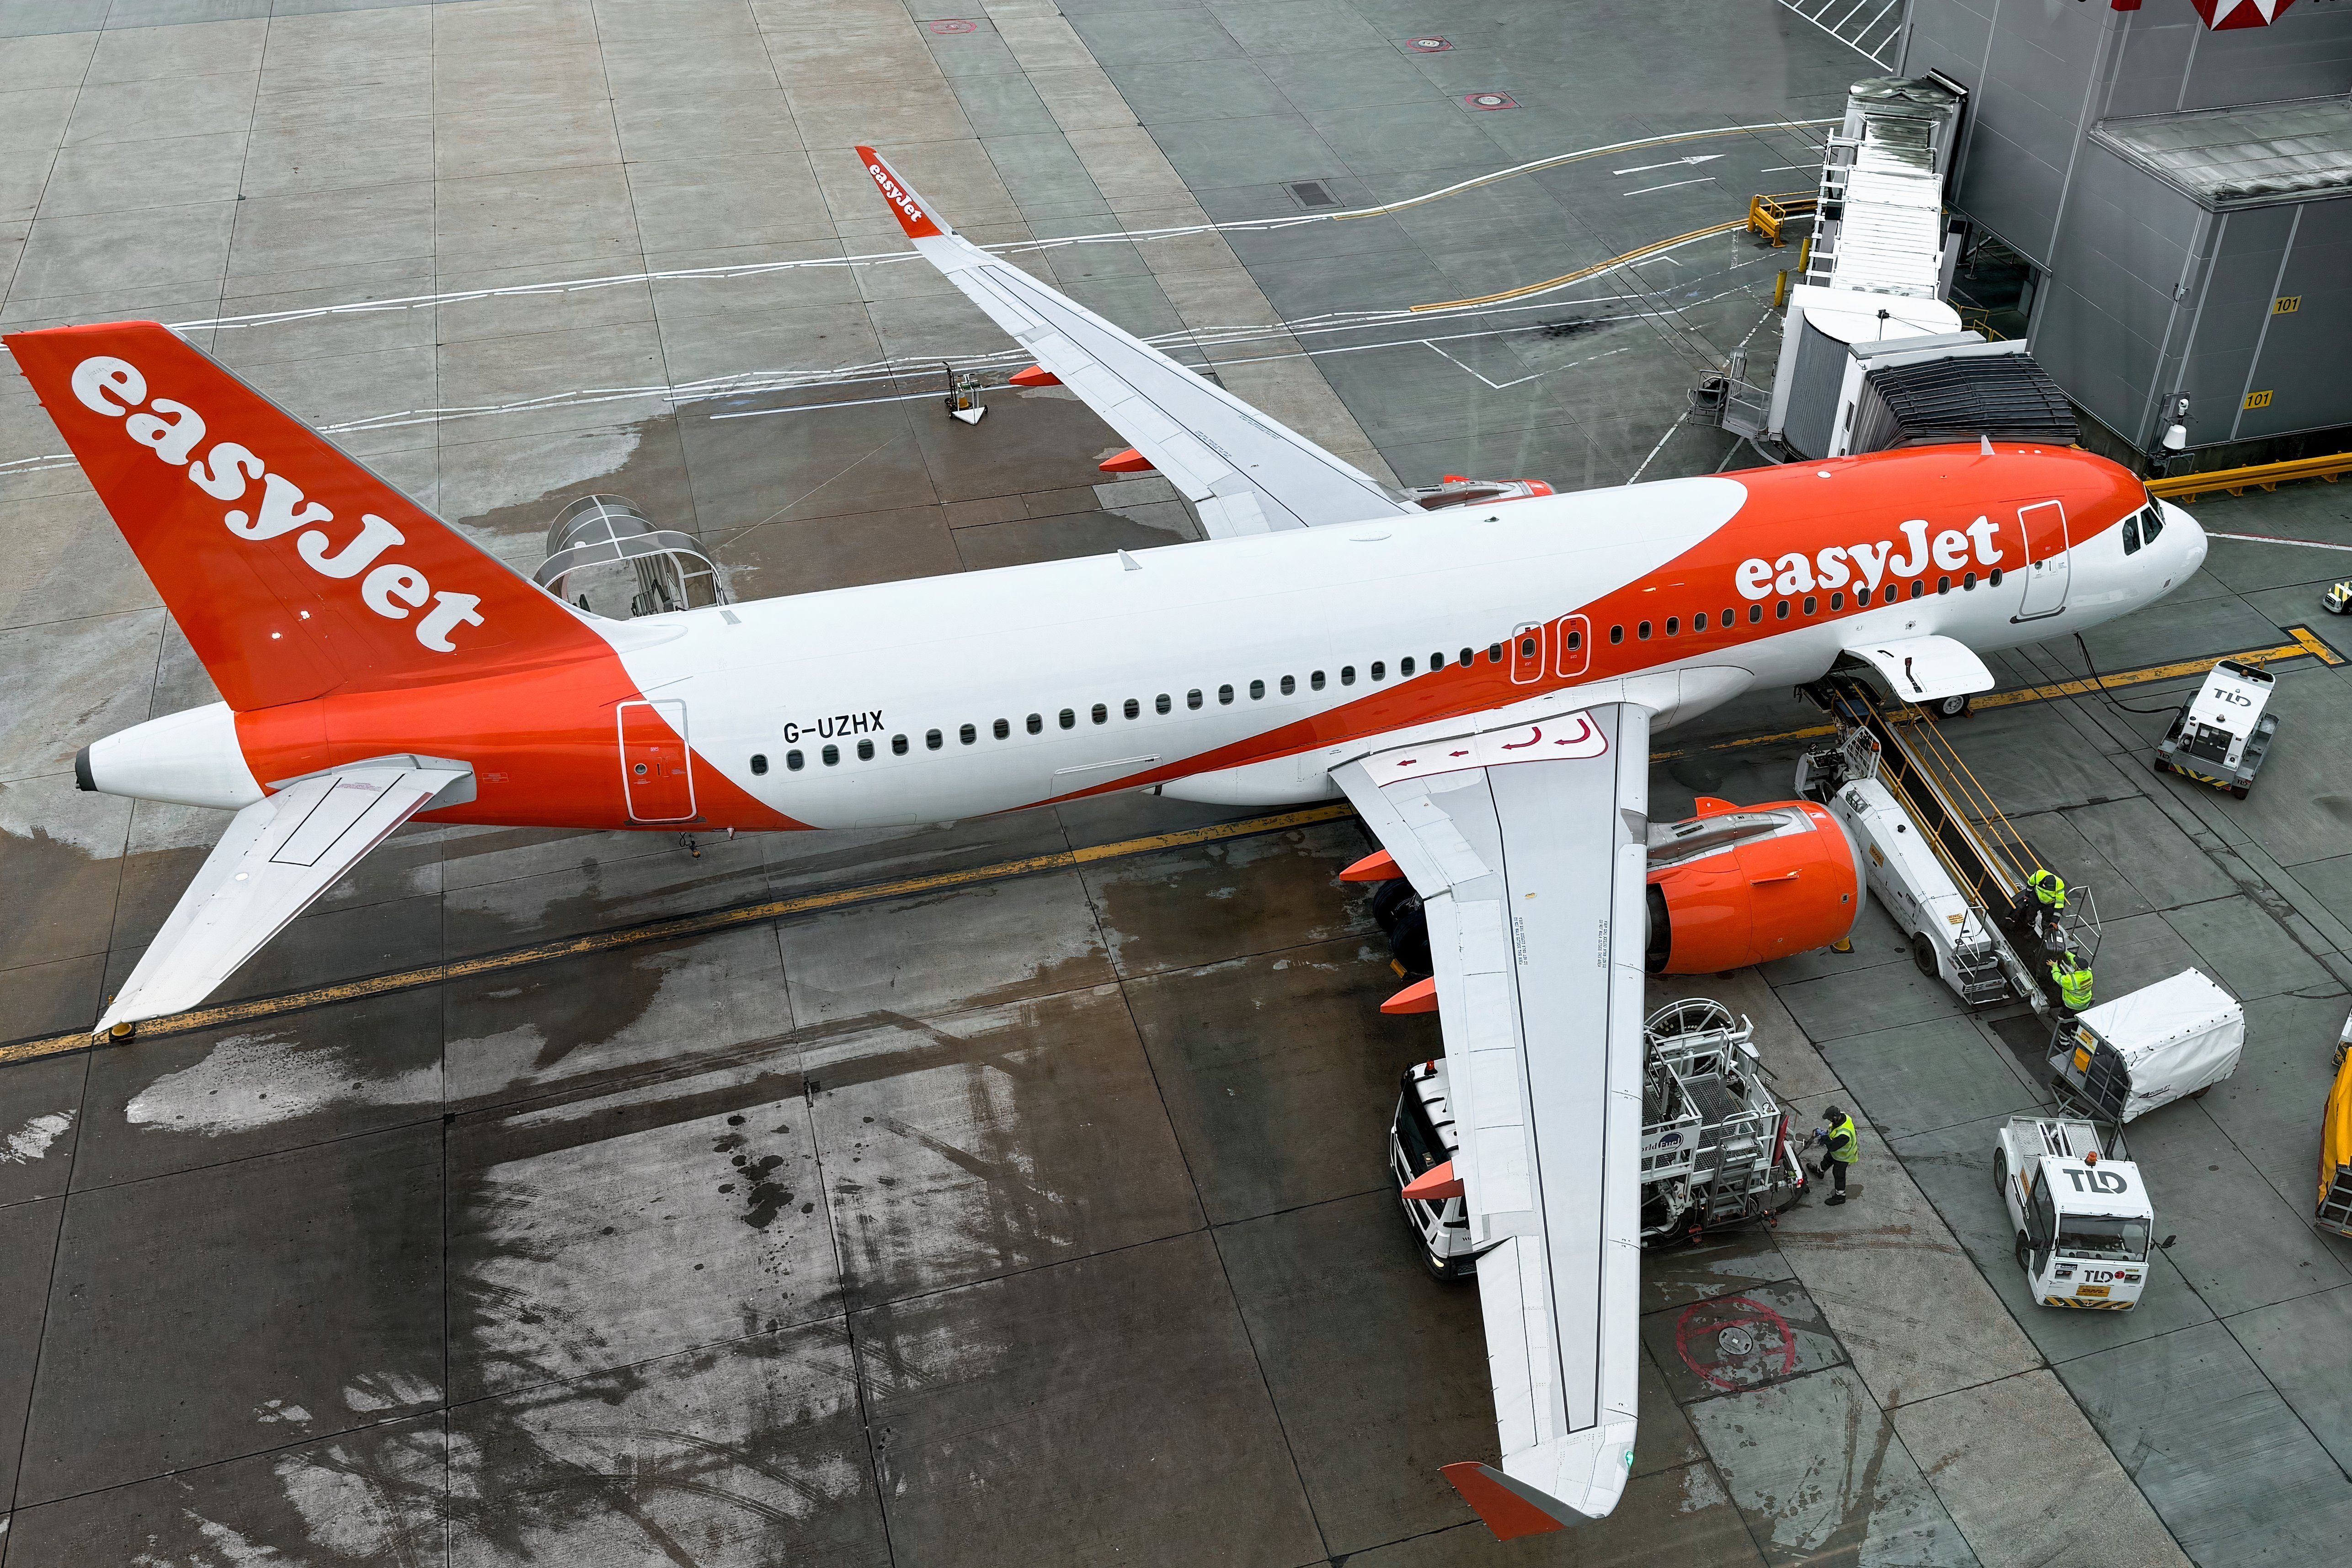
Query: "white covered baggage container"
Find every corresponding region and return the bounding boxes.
[2051,968,2244,1122]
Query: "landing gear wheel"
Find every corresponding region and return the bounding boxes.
[2014,1229,2032,1273]
[2229,784,2251,800]
[1911,931,1939,979]
[1935,693,1972,719]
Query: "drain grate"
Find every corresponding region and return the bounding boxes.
[1284,180,1340,209]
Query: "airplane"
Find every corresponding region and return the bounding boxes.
[2,145,2205,1538]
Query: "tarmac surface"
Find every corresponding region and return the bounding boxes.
[1,1,2350,1564]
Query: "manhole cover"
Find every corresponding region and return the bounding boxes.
[1408,37,1451,51]
[928,19,979,33]
[1463,92,1517,111]
[1283,179,1339,209]
[1717,1325,1756,1356]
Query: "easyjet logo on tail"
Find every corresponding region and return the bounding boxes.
[1736,516,2007,600]
[69,356,485,653]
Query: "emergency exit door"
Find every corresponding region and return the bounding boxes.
[2016,500,2069,620]
[1509,621,1546,684]
[619,699,695,821]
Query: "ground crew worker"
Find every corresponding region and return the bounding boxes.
[2021,867,2068,944]
[1811,1107,1859,1206]
[2050,949,2094,1015]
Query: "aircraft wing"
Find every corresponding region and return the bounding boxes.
[96,757,472,1035]
[855,145,1413,538]
[1331,703,1651,1534]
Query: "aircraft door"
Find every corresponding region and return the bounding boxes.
[1509,621,1546,684]
[619,699,696,821]
[1554,614,1590,678]
[2016,500,2069,619]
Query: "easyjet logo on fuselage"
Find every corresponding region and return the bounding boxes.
[1736,515,2008,600]
[69,356,485,653]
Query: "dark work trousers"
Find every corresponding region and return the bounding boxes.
[1829,1161,1848,1197]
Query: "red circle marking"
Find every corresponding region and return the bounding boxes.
[929,19,979,33]
[1673,1295,1798,1392]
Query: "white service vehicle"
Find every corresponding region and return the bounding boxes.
[1994,1115,2157,1310]
[1391,1000,1805,1277]
[2049,967,2244,1122]
[2154,658,2279,798]
[1797,730,2007,1004]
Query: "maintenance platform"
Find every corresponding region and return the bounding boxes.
[1,2,2350,1565]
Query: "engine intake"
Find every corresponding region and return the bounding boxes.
[1646,796,1862,973]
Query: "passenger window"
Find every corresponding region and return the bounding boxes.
[1402,656,1416,676]
[1460,647,1474,666]
[1249,679,1265,699]
[1091,703,1107,724]
[1218,684,1234,705]
[1664,617,1679,637]
[1962,572,1976,591]
[1695,612,1708,632]
[1027,714,1043,734]
[1059,709,1076,729]
[960,724,976,745]
[1189,689,1204,709]
[751,753,768,775]
[1910,580,1925,600]
[1311,671,1326,690]
[1936,576,1951,595]
[787,749,805,771]
[1431,651,1446,669]
[1123,699,1139,719]
[1564,629,1581,650]
[1748,604,1762,623]
[1371,661,1385,680]
[1341,666,1356,685]
[1280,675,1295,696]
[1157,693,1172,714]
[1610,624,1624,644]
[1776,602,1790,619]
[822,744,840,766]
[1829,592,1843,609]
[1519,636,1536,658]
[1487,643,1504,663]
[1637,621,1651,640]
[1803,596,1816,614]
[1722,606,1735,625]
[858,738,875,761]
[891,734,908,755]
[994,718,1010,739]
[1990,568,2004,586]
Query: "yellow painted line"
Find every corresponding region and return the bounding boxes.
[1651,633,2341,760]
[1409,220,1748,313]
[7,634,2341,1072]
[0,802,1356,1070]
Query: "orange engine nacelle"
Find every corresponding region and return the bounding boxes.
[1646,796,1861,974]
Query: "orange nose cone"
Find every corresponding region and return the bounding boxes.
[1383,976,1439,1014]
[1099,447,1154,474]
[1010,364,1061,387]
[1402,1158,1464,1202]
[1342,849,1402,882]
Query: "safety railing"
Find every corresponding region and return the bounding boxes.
[1746,192,1819,247]
[2149,450,2352,503]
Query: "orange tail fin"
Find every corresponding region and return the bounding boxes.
[6,321,598,711]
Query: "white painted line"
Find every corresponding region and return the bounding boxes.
[1422,341,1545,389]
[2206,530,2352,554]
[1622,177,1714,197]
[1611,154,1725,175]
[1758,164,1813,172]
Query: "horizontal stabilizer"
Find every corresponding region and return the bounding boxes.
[96,757,470,1035]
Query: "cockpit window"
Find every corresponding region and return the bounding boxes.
[2122,509,2141,555]
[2141,502,2164,545]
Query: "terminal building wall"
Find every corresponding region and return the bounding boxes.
[1902,1,2352,451]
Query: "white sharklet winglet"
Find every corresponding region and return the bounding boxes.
[854,145,1412,537]
[94,758,471,1035]
[1333,703,1650,1535]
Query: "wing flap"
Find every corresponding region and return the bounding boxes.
[854,145,1411,537]
[96,757,470,1035]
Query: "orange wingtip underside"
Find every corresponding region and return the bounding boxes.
[854,145,944,240]
[1440,1462,1570,1541]
[1381,977,1438,1014]
[1099,447,1154,474]
[1401,1159,1463,1202]
[1340,849,1401,881]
